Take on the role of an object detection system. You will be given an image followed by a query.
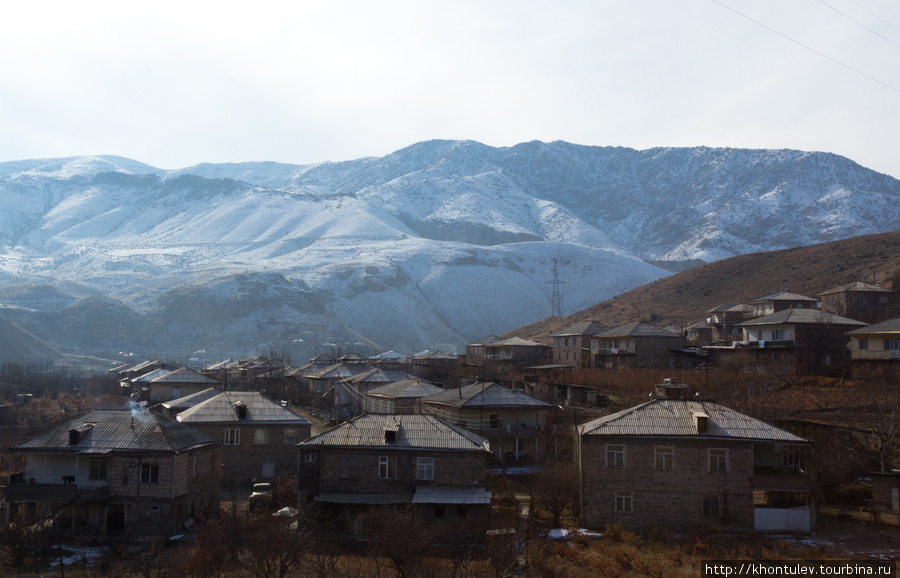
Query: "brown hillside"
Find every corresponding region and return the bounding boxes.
[0,315,62,363]
[509,230,900,342]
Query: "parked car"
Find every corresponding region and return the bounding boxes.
[249,482,274,510]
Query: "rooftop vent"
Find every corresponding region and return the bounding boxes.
[234,401,247,419]
[692,411,709,433]
[654,378,689,400]
[384,419,400,443]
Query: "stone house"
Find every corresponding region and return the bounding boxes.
[147,366,220,403]
[846,317,900,378]
[550,321,610,369]
[175,391,311,483]
[577,381,816,532]
[706,303,749,343]
[591,322,685,369]
[818,282,900,325]
[364,378,445,414]
[745,292,818,318]
[464,335,503,367]
[5,409,221,535]
[733,308,866,375]
[297,414,492,529]
[417,381,554,463]
[484,337,552,372]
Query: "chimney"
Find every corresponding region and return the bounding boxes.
[234,401,247,419]
[654,378,688,400]
[692,411,709,433]
[68,424,94,445]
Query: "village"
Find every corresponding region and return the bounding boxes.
[1,280,900,575]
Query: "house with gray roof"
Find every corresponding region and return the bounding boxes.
[147,366,220,402]
[746,291,818,318]
[846,316,900,378]
[5,409,221,535]
[591,322,686,369]
[418,381,555,463]
[577,380,815,532]
[365,378,445,414]
[550,321,610,369]
[176,391,312,482]
[298,413,492,530]
[818,282,900,325]
[732,308,866,376]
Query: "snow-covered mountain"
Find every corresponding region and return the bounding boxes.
[1,140,898,362]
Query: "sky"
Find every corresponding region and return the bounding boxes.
[1,0,899,178]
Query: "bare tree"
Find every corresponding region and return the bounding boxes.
[533,459,581,529]
[848,378,900,473]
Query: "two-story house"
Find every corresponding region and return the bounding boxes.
[147,366,220,403]
[417,381,554,463]
[734,309,866,375]
[577,381,816,532]
[365,378,445,414]
[745,292,818,318]
[591,322,685,369]
[297,414,492,530]
[846,317,900,378]
[5,409,221,535]
[550,321,610,369]
[818,282,900,325]
[175,391,312,482]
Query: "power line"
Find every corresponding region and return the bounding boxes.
[711,0,900,94]
[816,0,900,50]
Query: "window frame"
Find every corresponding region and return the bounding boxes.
[654,446,674,470]
[378,455,397,480]
[702,494,721,518]
[254,428,270,445]
[193,455,200,476]
[224,428,240,445]
[417,457,435,481]
[606,444,626,468]
[708,448,728,472]
[89,458,108,480]
[140,464,160,484]
[615,492,633,514]
[284,429,299,445]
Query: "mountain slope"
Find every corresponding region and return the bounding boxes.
[0,141,898,359]
[509,230,900,341]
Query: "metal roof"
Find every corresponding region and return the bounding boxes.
[150,366,219,384]
[747,292,816,303]
[316,493,412,504]
[486,337,543,348]
[367,378,445,399]
[299,414,490,452]
[176,392,311,425]
[12,409,218,454]
[707,303,742,313]
[412,486,492,505]
[736,308,866,327]
[420,382,553,409]
[818,282,893,296]
[578,399,808,442]
[131,368,174,383]
[550,321,610,337]
[466,335,504,347]
[159,388,220,411]
[598,322,680,338]
[348,368,415,384]
[847,316,900,334]
[302,362,370,380]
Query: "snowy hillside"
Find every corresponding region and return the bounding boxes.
[0,141,898,361]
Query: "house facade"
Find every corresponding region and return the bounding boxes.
[846,317,900,378]
[745,292,819,318]
[550,321,610,369]
[417,381,554,463]
[591,322,685,369]
[365,378,445,414]
[175,391,312,482]
[5,409,221,535]
[577,382,816,532]
[818,282,900,325]
[297,414,492,529]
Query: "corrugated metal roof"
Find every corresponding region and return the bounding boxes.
[736,308,866,327]
[176,392,312,425]
[299,414,490,452]
[131,368,173,383]
[367,378,445,400]
[707,303,741,313]
[420,382,554,409]
[579,399,808,442]
[159,388,220,411]
[487,337,542,348]
[349,368,415,384]
[412,486,492,505]
[847,316,900,334]
[550,321,610,337]
[818,282,892,296]
[747,291,817,303]
[466,335,504,347]
[598,322,680,338]
[150,366,219,384]
[12,409,218,454]
[302,363,370,380]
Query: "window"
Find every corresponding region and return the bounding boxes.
[254,429,269,445]
[304,452,317,464]
[417,457,434,480]
[655,446,674,470]
[284,430,299,445]
[140,464,160,484]
[225,429,240,445]
[378,455,397,479]
[193,455,200,476]
[709,449,728,472]
[771,329,784,340]
[89,459,108,480]
[703,494,721,518]
[615,492,633,513]
[606,445,625,468]
[859,339,868,351]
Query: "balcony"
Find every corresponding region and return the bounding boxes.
[6,473,110,503]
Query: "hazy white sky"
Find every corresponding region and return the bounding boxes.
[2,0,899,177]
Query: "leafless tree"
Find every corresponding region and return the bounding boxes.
[533,459,581,529]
